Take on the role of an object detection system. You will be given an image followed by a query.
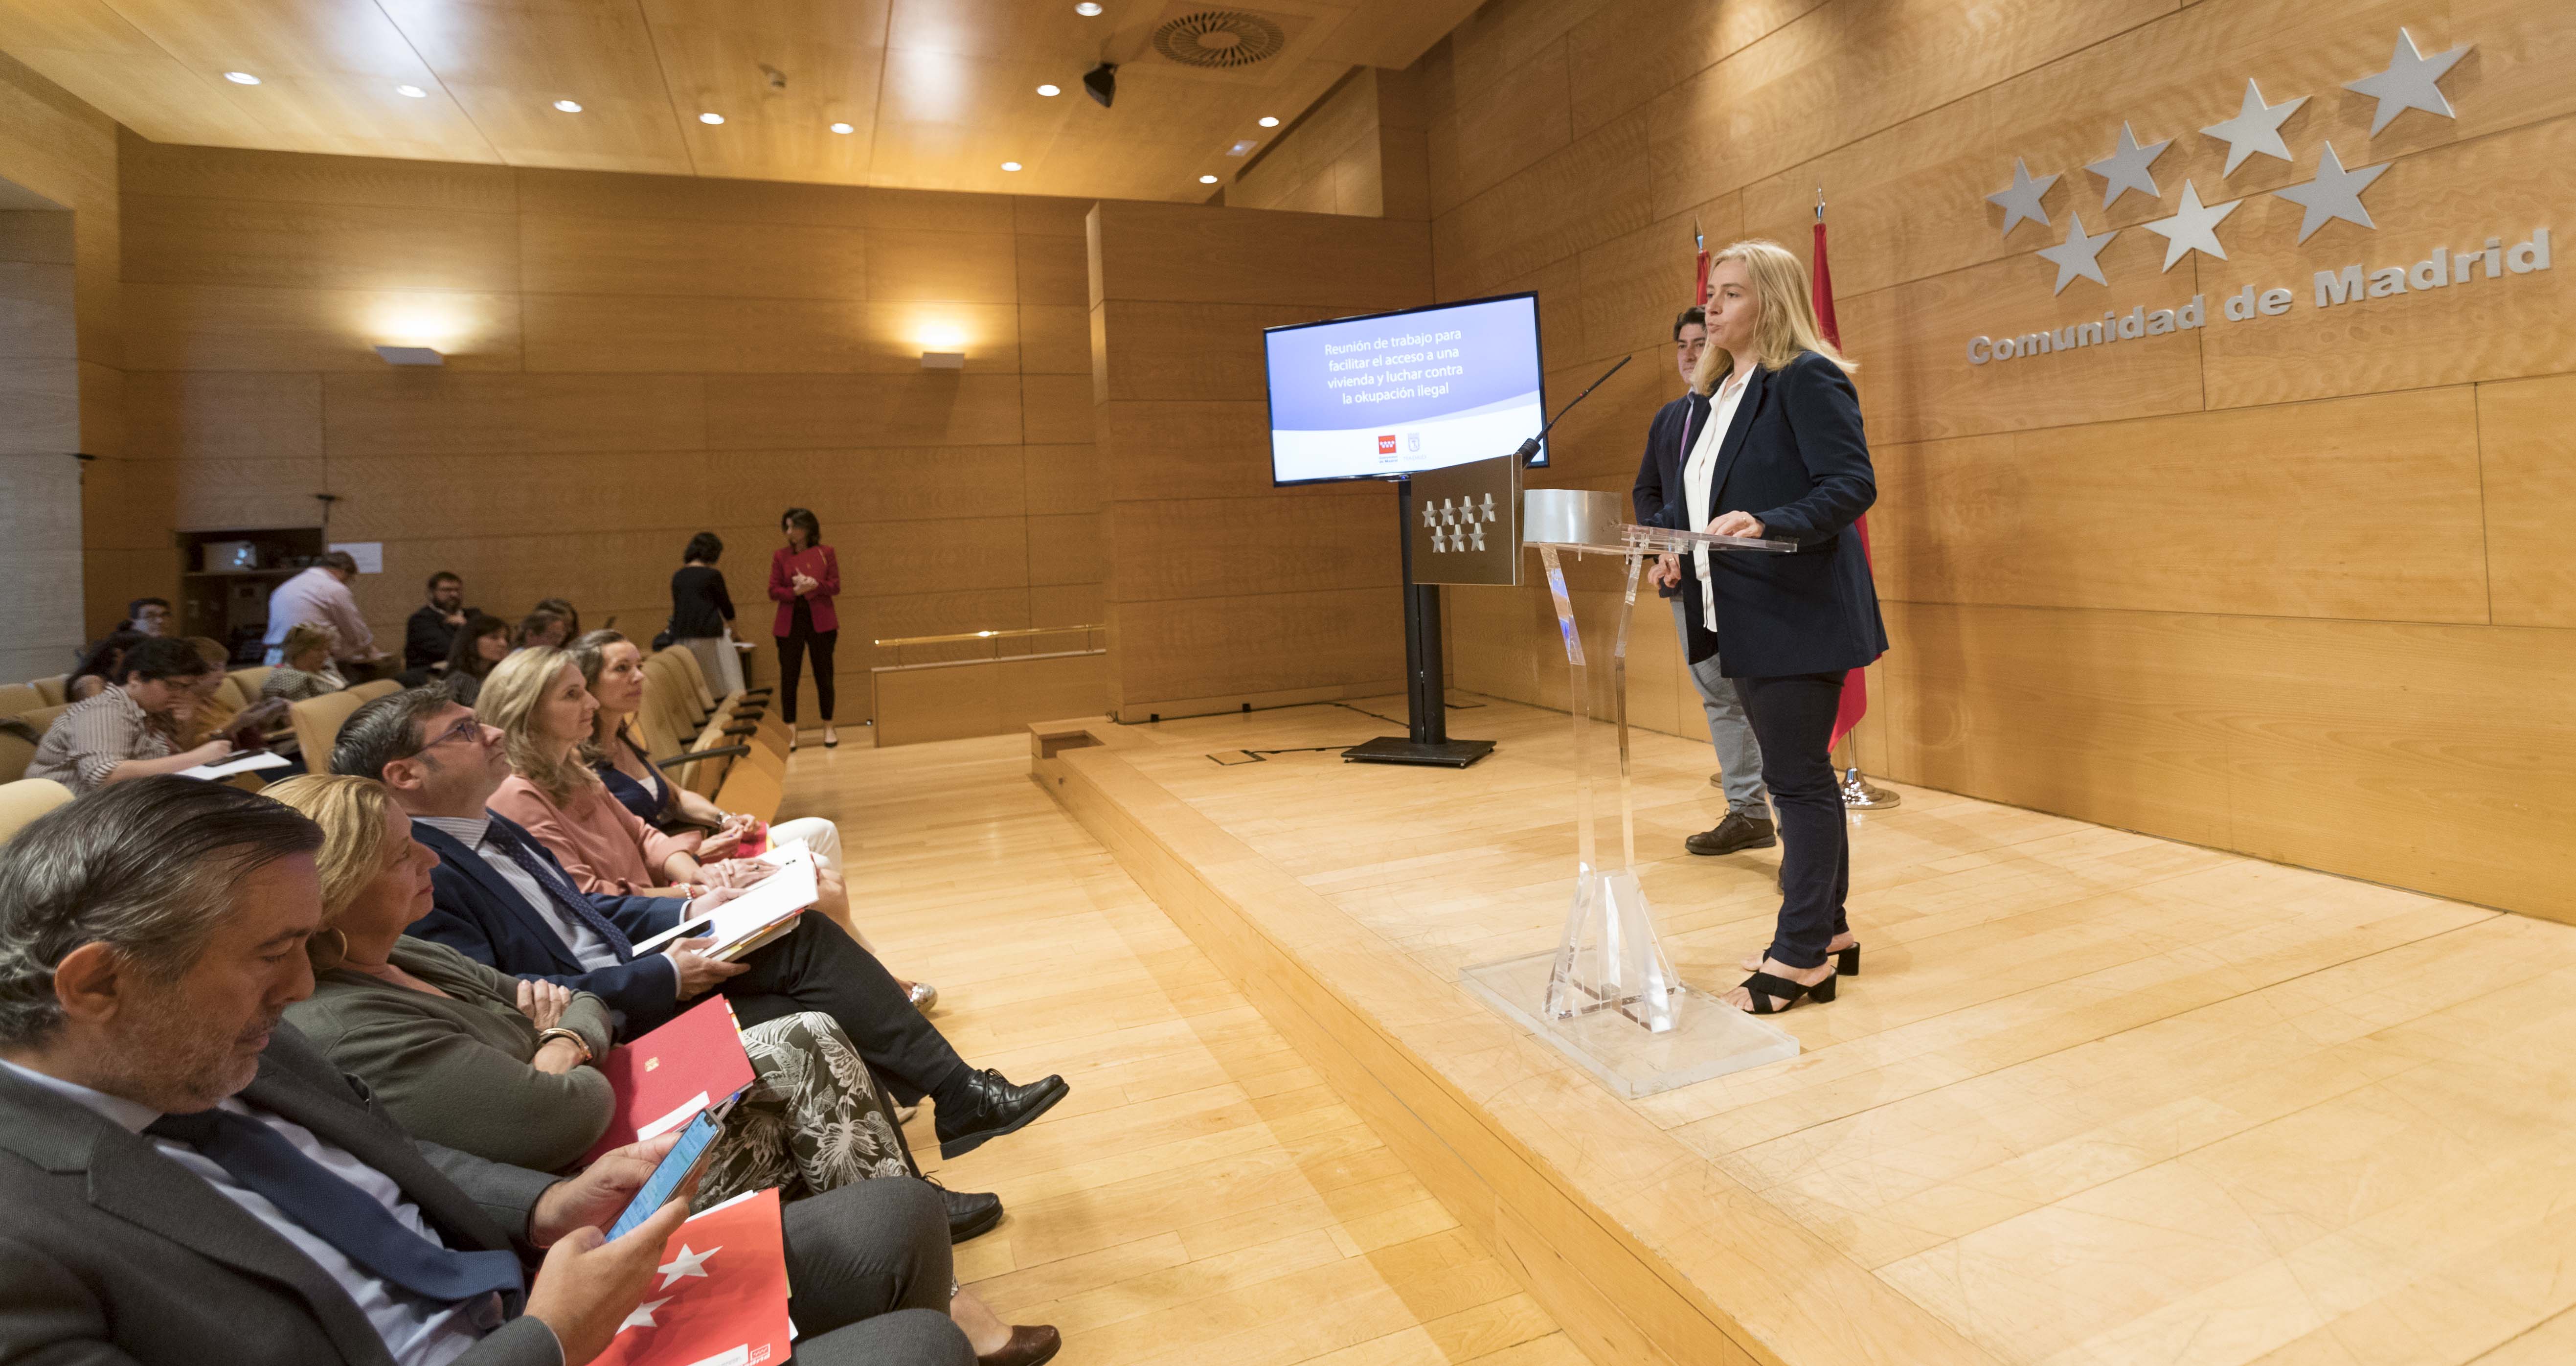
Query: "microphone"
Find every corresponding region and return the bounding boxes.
[1511,355,1630,463]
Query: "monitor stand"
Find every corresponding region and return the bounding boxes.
[1345,477,1493,769]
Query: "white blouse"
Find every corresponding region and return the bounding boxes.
[1681,365,1756,633]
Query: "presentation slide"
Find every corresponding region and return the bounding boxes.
[1265,294,1547,486]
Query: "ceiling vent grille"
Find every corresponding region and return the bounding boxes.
[1150,10,1288,68]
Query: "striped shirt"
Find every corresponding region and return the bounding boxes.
[24,686,175,794]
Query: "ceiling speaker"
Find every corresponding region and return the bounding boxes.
[1082,63,1117,107]
[1150,10,1288,68]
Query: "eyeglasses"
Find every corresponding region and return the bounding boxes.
[417,715,485,752]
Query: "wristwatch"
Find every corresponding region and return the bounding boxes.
[534,1027,593,1065]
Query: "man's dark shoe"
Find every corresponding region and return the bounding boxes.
[977,1325,1062,1366]
[935,1069,1069,1159]
[938,1182,1004,1243]
[1685,811,1777,857]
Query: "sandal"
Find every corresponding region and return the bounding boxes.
[1835,943,1861,977]
[1738,969,1837,1015]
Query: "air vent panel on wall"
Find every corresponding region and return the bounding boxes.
[1151,10,1289,68]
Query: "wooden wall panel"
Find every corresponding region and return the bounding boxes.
[2478,372,2576,630]
[110,143,1109,724]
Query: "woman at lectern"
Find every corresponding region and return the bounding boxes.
[1657,239,1888,1015]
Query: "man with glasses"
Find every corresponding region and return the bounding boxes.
[1633,304,1775,859]
[331,689,1067,1177]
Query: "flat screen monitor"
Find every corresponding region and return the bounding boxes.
[1263,292,1548,487]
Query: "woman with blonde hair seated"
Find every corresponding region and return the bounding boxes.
[262,621,348,702]
[571,629,936,1011]
[474,647,859,933]
[266,774,1050,1362]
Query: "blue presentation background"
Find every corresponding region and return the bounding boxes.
[1265,296,1542,433]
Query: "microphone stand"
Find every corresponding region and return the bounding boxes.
[1509,354,1630,466]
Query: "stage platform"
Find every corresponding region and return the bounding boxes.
[1032,696,2576,1366]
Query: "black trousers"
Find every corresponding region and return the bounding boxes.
[1736,671,1851,971]
[782,1178,975,1365]
[721,914,967,1106]
[777,621,837,724]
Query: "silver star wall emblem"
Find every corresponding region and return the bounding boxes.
[2200,79,2307,175]
[1986,158,2058,235]
[2346,28,2471,135]
[2141,181,2240,270]
[2036,214,2118,293]
[2272,143,2389,242]
[2086,123,2170,208]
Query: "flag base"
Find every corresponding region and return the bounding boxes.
[1840,765,1900,809]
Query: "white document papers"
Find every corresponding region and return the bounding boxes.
[633,842,819,959]
[181,751,294,780]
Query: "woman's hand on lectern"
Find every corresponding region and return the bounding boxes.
[1650,553,1680,588]
[1707,511,1766,539]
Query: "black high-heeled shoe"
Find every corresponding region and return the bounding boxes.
[1738,968,1837,1015]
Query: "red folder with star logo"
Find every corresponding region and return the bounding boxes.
[591,1187,792,1366]
[580,997,756,1166]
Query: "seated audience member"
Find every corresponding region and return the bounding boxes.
[27,637,232,793]
[475,648,858,924]
[534,598,583,639]
[407,571,476,671]
[264,622,350,703]
[180,637,292,755]
[515,610,570,652]
[0,776,984,1366]
[264,550,386,672]
[271,774,1047,1359]
[573,629,936,1010]
[123,595,173,637]
[332,688,1064,1159]
[445,612,512,707]
[65,629,145,703]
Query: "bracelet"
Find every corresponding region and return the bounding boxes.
[534,1028,593,1065]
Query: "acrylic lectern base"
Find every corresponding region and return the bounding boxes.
[1460,952,1798,1099]
[1342,736,1496,768]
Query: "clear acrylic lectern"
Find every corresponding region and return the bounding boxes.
[1460,488,1803,1097]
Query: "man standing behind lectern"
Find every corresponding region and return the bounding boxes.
[1634,305,1774,857]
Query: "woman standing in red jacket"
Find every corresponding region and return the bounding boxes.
[769,506,842,749]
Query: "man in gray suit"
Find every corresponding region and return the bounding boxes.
[0,777,973,1366]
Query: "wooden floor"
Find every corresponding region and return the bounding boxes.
[1029,695,2576,1366]
[776,734,1583,1366]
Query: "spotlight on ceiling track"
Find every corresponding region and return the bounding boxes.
[1082,63,1116,108]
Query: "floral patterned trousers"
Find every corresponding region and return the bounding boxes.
[697,1009,917,1210]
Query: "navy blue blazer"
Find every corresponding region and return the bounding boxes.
[1629,391,1710,600]
[406,812,688,1037]
[1665,350,1890,679]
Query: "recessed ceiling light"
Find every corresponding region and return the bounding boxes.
[699,112,724,125]
[829,121,854,135]
[1036,84,1061,97]
[1258,116,1279,128]
[224,71,260,85]
[1198,174,1218,184]
[553,99,582,113]
[1001,161,1022,172]
[395,84,427,98]
[1075,2,1103,14]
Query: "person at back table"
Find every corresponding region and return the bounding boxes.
[26,637,233,794]
[0,776,984,1366]
[1633,302,1775,861]
[329,687,1068,1163]
[768,507,841,750]
[1656,239,1888,1017]
[266,551,387,673]
[407,572,477,672]
[267,622,352,703]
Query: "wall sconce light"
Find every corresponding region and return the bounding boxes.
[374,344,444,366]
[920,351,965,369]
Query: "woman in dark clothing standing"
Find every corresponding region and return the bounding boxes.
[769,506,841,750]
[669,530,745,696]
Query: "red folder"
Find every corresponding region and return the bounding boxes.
[590,1188,792,1366]
[580,997,755,1165]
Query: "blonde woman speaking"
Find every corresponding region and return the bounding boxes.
[1656,240,1889,1016]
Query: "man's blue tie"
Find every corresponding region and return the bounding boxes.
[487,825,637,960]
[145,1108,524,1309]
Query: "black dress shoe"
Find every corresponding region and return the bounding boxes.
[936,1181,1004,1243]
[1686,811,1778,856]
[934,1069,1069,1159]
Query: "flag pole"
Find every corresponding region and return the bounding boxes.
[1811,178,1899,811]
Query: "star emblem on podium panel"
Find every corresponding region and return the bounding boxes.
[2200,78,2307,176]
[2272,143,2389,242]
[2141,181,2240,270]
[2036,213,2118,294]
[1986,157,2058,234]
[2346,28,2472,135]
[2086,122,2170,208]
